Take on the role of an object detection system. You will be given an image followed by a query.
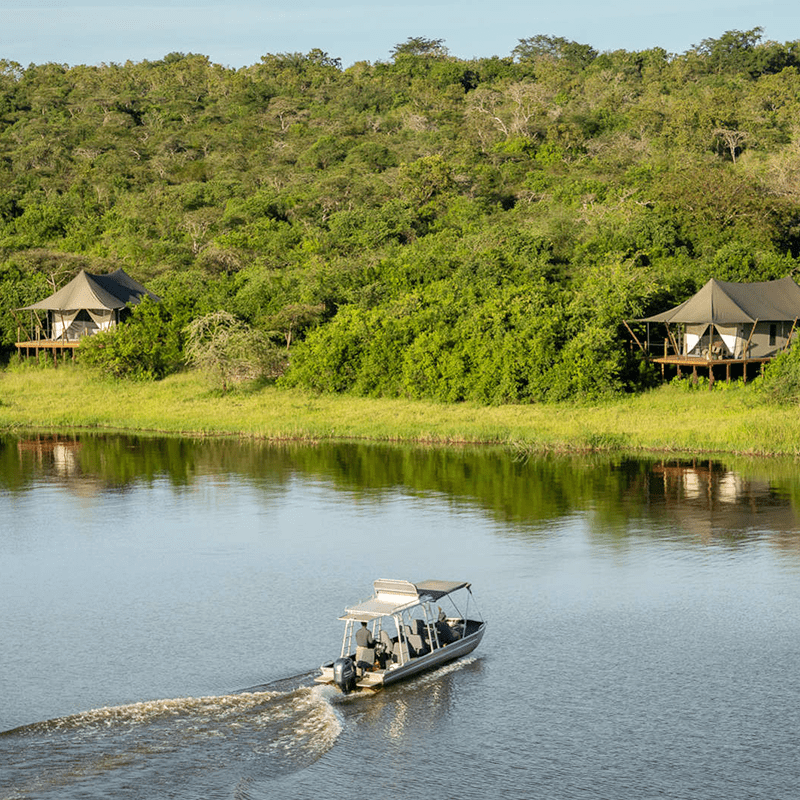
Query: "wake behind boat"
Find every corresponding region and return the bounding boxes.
[315,579,486,693]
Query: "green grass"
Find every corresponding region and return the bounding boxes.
[1,364,798,456]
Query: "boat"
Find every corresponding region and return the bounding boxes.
[315,579,486,693]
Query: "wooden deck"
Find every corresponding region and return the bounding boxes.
[15,339,80,363]
[652,355,772,384]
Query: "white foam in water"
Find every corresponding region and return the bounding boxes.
[2,685,345,798]
[252,685,343,760]
[31,690,284,732]
[410,656,479,686]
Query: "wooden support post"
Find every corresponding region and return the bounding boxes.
[784,318,798,351]
[665,324,680,358]
[692,365,698,384]
[744,319,758,359]
[726,362,731,383]
[623,320,647,354]
[708,364,714,388]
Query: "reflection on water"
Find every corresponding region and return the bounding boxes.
[648,459,798,544]
[3,434,798,547]
[16,437,83,478]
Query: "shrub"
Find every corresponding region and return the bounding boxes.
[755,342,800,402]
[78,298,184,380]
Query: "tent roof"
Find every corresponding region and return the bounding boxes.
[641,277,800,325]
[22,269,159,312]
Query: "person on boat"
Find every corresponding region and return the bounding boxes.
[355,621,380,674]
[356,621,375,648]
[436,607,457,644]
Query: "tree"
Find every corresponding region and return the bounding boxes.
[184,310,285,391]
[264,303,325,350]
[691,28,764,75]
[469,81,550,141]
[712,127,749,163]
[391,37,449,60]
[397,155,455,207]
[513,35,598,69]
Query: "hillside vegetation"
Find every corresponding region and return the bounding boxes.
[2,30,800,403]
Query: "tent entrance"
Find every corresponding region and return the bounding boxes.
[53,309,115,341]
[683,323,744,359]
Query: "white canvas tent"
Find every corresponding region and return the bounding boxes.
[640,277,800,359]
[22,268,159,341]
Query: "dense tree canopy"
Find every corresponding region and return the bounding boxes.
[2,29,800,401]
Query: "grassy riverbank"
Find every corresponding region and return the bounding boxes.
[1,365,798,456]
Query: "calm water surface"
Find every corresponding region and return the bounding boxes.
[2,435,800,799]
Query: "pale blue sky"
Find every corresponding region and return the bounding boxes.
[2,0,799,68]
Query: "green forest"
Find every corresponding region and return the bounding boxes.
[2,29,800,402]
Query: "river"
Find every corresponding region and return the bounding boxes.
[2,434,800,799]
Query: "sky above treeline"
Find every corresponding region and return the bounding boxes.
[1,0,799,69]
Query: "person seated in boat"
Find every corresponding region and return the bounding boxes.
[356,621,375,649]
[436,607,458,644]
[355,622,377,674]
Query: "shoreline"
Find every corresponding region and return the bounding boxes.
[1,366,799,458]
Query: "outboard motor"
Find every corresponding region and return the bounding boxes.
[332,657,356,694]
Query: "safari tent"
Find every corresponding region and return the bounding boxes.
[628,277,800,382]
[15,268,159,360]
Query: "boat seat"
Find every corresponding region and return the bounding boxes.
[393,641,411,664]
[374,631,392,668]
[407,633,428,656]
[356,646,375,674]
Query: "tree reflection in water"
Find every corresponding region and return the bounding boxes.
[2,434,799,548]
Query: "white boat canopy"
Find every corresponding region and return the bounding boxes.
[340,579,471,621]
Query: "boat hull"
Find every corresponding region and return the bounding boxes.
[381,622,485,686]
